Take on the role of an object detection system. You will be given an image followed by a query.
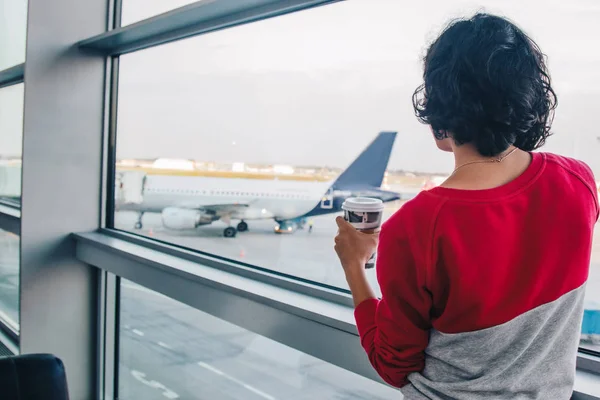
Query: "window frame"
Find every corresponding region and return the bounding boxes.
[0,70,25,346]
[74,231,380,381]
[73,0,600,398]
[100,228,355,306]
[0,64,24,89]
[79,0,342,56]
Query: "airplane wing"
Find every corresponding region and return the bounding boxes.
[174,201,249,216]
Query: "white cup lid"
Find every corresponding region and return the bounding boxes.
[342,197,384,212]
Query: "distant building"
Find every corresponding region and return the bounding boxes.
[273,165,294,175]
[152,158,195,170]
[231,162,246,172]
[422,176,447,191]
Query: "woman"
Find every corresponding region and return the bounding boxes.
[334,13,599,399]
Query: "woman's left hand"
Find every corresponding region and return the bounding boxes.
[334,216,379,274]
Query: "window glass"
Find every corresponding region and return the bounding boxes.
[121,0,202,26]
[112,1,600,347]
[0,83,24,204]
[0,229,19,330]
[118,279,398,399]
[0,0,28,70]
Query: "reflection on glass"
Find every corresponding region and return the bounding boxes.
[0,84,24,204]
[111,1,600,348]
[0,0,28,70]
[118,279,398,400]
[0,229,19,329]
[121,0,202,26]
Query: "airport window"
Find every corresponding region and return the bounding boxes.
[111,0,600,350]
[0,228,19,331]
[118,279,399,400]
[0,0,28,71]
[0,83,24,204]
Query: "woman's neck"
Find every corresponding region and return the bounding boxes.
[452,143,504,167]
[442,144,531,190]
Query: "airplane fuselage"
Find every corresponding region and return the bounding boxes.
[114,131,399,235]
[116,174,331,221]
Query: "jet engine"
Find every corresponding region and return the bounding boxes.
[161,207,217,230]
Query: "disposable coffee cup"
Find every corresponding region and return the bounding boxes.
[341,197,384,269]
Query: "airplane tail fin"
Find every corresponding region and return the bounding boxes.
[332,131,397,190]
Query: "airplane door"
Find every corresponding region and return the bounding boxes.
[321,188,333,209]
[117,171,146,204]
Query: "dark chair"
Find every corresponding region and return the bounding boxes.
[0,353,69,400]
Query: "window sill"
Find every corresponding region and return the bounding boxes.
[74,230,380,381]
[574,369,600,399]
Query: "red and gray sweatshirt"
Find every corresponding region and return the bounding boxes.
[355,152,599,399]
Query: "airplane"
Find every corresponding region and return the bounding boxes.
[115,131,400,237]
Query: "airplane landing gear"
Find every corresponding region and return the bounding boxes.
[237,221,248,232]
[224,227,237,238]
[274,220,295,234]
[134,212,145,230]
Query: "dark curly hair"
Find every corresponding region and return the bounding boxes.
[412,13,557,157]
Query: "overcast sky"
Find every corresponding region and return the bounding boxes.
[2,0,600,175]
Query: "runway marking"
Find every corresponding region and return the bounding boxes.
[197,362,276,400]
[158,341,172,349]
[132,329,145,337]
[131,370,180,399]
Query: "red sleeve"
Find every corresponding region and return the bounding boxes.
[581,162,599,221]
[354,212,433,388]
[548,154,599,221]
